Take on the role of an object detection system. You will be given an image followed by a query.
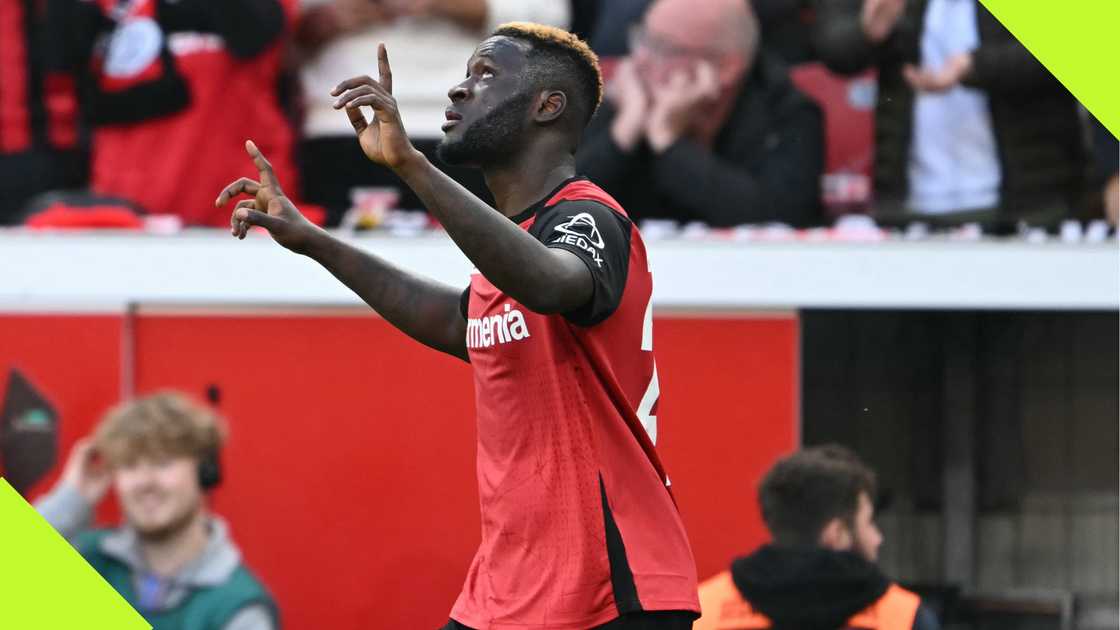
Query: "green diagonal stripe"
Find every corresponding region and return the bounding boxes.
[980,0,1119,138]
[0,478,151,629]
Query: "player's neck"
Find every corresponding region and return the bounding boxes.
[483,152,576,218]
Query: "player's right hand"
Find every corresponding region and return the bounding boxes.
[216,140,319,255]
[60,438,112,505]
[331,43,424,172]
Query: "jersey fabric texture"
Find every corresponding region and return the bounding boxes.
[453,177,699,629]
[443,610,699,630]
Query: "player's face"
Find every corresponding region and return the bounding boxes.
[438,36,536,168]
[114,454,203,541]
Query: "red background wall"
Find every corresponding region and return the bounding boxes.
[2,310,797,629]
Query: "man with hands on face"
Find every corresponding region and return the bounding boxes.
[35,393,277,630]
[218,23,699,630]
[814,0,1086,225]
[576,0,824,229]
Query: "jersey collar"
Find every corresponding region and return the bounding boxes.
[506,176,589,225]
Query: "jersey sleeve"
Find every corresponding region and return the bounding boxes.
[530,200,632,327]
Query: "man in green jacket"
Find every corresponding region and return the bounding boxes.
[36,392,277,630]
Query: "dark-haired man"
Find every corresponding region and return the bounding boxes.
[579,0,824,228]
[694,445,940,630]
[215,23,698,630]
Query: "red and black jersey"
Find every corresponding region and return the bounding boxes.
[454,177,700,629]
[0,0,80,156]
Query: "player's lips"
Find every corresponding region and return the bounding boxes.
[442,109,463,132]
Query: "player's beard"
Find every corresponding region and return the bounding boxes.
[437,91,534,169]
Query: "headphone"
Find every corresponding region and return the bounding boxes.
[197,447,222,490]
[199,385,224,491]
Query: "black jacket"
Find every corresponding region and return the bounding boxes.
[732,545,941,630]
[813,0,1087,221]
[577,54,824,228]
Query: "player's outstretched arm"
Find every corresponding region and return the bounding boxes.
[216,141,468,361]
[332,45,594,316]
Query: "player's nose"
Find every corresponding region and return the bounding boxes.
[448,82,469,103]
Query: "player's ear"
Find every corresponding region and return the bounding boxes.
[534,90,567,124]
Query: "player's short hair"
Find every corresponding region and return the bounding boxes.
[492,22,604,127]
[94,392,226,467]
[758,445,878,546]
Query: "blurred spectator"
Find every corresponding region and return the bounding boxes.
[35,392,277,629]
[43,0,299,226]
[587,0,650,57]
[753,0,816,64]
[567,0,601,41]
[295,0,569,225]
[577,0,823,227]
[814,0,1086,227]
[0,0,86,225]
[589,0,816,65]
[694,445,940,630]
[1089,115,1118,226]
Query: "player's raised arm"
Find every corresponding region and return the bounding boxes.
[215,141,469,362]
[332,44,594,316]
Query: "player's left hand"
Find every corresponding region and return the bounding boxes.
[645,61,719,153]
[332,43,424,172]
[903,52,973,93]
[216,141,320,254]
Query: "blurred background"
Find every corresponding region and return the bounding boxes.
[0,0,1116,628]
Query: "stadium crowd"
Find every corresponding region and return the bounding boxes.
[1,0,1116,231]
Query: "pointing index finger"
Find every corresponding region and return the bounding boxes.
[378,43,392,94]
[245,140,277,188]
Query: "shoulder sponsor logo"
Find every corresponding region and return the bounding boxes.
[466,303,531,349]
[554,213,605,247]
[550,213,605,267]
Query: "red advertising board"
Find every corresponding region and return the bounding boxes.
[2,309,797,628]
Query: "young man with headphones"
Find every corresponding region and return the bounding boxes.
[35,391,277,629]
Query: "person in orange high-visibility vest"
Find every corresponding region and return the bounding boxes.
[695,445,941,630]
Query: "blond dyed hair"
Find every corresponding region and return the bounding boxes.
[492,22,604,119]
[94,392,226,466]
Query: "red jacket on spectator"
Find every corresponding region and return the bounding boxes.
[0,0,86,224]
[46,0,300,226]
